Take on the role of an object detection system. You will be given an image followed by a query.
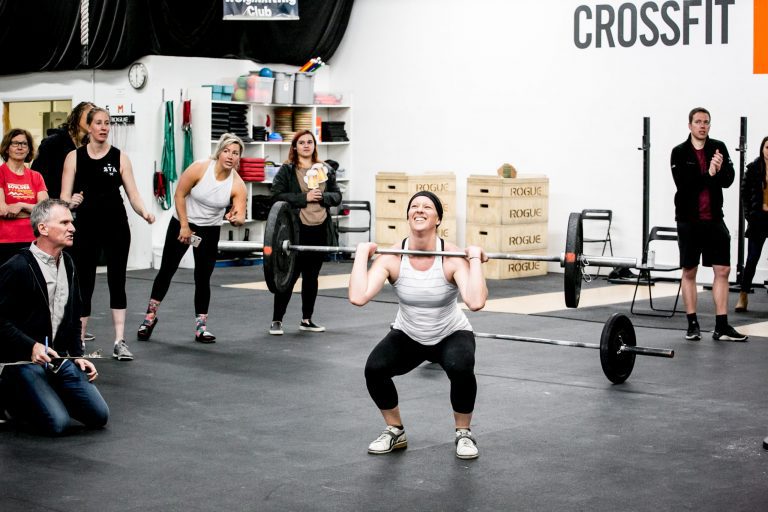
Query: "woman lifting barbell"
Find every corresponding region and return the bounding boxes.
[349,191,488,459]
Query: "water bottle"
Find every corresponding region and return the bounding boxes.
[647,250,655,268]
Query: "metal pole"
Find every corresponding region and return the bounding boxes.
[474,331,674,358]
[641,116,651,265]
[218,241,638,269]
[285,243,638,268]
[735,116,747,288]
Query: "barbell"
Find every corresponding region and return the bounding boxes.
[0,351,104,376]
[222,201,640,305]
[475,312,674,384]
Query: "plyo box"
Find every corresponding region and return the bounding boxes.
[375,219,458,246]
[482,249,548,279]
[375,172,456,243]
[375,172,456,199]
[466,174,549,225]
[465,222,548,252]
[375,192,455,219]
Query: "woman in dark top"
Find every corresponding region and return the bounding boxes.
[61,107,155,361]
[736,135,768,312]
[31,101,95,200]
[268,130,341,335]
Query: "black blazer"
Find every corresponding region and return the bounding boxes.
[0,248,83,363]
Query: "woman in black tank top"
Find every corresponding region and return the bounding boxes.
[61,107,156,361]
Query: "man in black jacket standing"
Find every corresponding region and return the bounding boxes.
[671,107,747,342]
[0,199,108,435]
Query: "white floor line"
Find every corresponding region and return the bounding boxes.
[224,273,350,292]
[479,282,689,314]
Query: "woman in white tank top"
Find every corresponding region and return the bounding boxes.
[136,133,247,344]
[349,191,488,460]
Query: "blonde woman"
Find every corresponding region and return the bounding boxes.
[137,133,247,344]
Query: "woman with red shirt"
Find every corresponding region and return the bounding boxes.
[0,129,49,265]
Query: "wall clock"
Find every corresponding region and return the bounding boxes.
[128,62,148,90]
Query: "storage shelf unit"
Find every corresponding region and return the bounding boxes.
[190,87,352,245]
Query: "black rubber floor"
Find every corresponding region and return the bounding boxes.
[2,263,767,511]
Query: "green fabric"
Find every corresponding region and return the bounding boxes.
[183,126,194,170]
[159,100,177,210]
[182,99,194,170]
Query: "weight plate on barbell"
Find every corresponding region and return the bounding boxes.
[599,313,637,384]
[263,201,299,294]
[564,212,583,308]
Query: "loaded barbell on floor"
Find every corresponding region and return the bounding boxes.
[475,313,674,384]
[225,201,638,305]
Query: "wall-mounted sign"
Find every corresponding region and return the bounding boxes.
[110,115,135,125]
[223,0,299,21]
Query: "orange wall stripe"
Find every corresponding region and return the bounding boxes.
[756,0,768,73]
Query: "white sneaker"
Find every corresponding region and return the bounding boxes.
[367,426,407,454]
[455,429,479,459]
[112,340,134,361]
[269,321,284,335]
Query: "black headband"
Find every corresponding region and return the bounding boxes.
[407,191,444,221]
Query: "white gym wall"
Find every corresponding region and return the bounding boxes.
[0,0,766,284]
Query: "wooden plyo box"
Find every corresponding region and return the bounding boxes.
[376,172,456,198]
[466,174,549,225]
[375,219,458,246]
[375,192,455,220]
[375,172,457,244]
[482,249,548,280]
[465,222,548,252]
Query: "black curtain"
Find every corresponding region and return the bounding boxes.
[0,0,354,75]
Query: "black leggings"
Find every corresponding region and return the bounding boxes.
[150,217,221,314]
[741,234,767,292]
[365,329,477,414]
[72,211,130,316]
[272,222,326,322]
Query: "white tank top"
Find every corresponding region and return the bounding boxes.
[175,160,234,226]
[391,238,472,345]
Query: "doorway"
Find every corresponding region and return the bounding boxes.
[2,99,73,147]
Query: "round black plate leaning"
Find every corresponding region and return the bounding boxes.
[263,201,299,294]
[600,313,637,384]
[564,211,583,308]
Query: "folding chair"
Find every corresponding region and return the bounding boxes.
[336,200,371,242]
[581,209,613,277]
[631,226,682,317]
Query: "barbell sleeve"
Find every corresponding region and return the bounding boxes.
[474,331,674,359]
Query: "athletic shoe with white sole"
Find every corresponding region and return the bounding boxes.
[685,323,701,341]
[299,320,325,332]
[113,340,134,361]
[269,321,284,335]
[367,426,407,454]
[455,429,479,459]
[712,325,748,342]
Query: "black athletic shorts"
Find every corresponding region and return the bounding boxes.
[676,219,731,268]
